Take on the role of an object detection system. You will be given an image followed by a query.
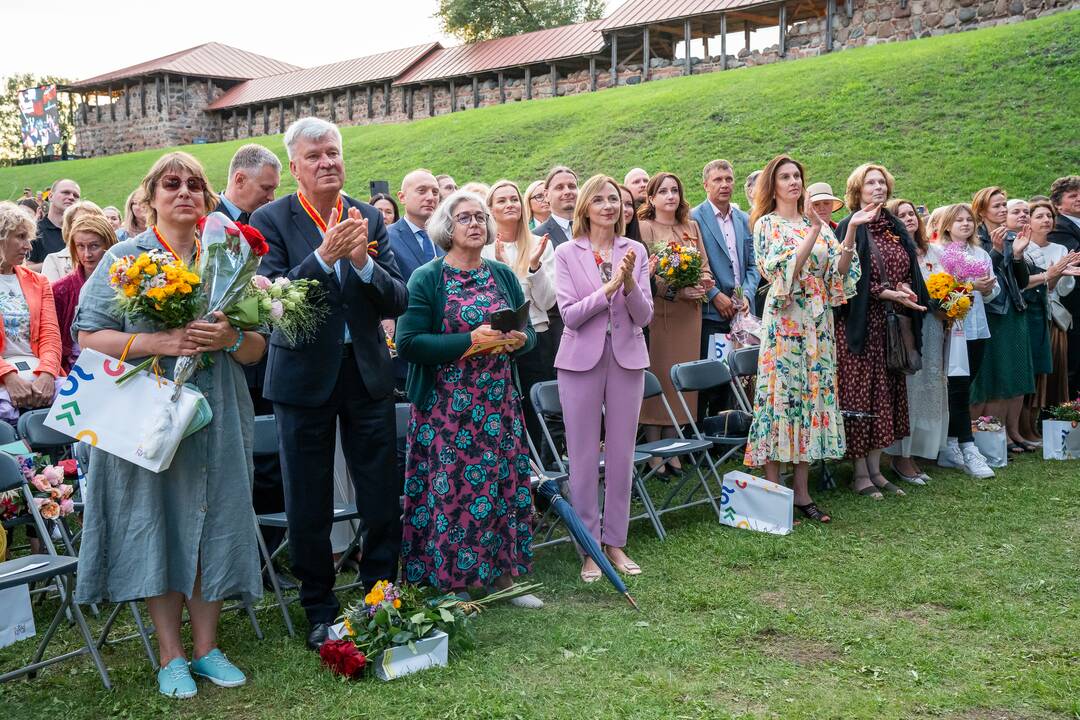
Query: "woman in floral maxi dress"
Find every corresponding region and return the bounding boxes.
[743,155,861,523]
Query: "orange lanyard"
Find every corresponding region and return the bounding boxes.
[152,226,200,265]
[297,191,342,234]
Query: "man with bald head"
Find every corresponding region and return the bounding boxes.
[387,169,443,281]
[624,168,650,205]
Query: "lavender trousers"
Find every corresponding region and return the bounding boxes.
[557,337,644,548]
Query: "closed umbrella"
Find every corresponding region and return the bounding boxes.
[533,473,639,611]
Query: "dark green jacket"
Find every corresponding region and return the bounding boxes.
[395,257,536,406]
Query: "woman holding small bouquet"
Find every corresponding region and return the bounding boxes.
[73,152,266,699]
[637,172,713,473]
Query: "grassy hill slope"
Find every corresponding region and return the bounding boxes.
[2,11,1078,210]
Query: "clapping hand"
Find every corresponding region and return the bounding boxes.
[849,202,881,227]
[972,274,996,295]
[528,234,549,271]
[806,192,824,231]
[1058,251,1080,277]
[618,249,637,292]
[494,233,509,264]
[317,206,369,268]
[989,225,1008,253]
[880,282,926,311]
[1011,226,1031,257]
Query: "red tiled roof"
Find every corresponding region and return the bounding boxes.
[394,20,605,85]
[209,43,441,110]
[70,42,301,89]
[599,0,760,31]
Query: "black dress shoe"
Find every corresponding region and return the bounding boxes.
[306,622,330,651]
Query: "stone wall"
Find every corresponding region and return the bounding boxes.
[73,2,1078,156]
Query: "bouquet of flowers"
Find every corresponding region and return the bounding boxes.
[108,251,202,332]
[941,242,991,282]
[972,415,1003,432]
[169,213,271,397]
[1,489,23,522]
[925,270,974,323]
[652,235,704,291]
[14,455,77,520]
[322,579,542,680]
[227,275,326,346]
[1046,398,1080,422]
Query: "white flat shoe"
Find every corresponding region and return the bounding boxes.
[890,463,926,486]
[509,593,544,609]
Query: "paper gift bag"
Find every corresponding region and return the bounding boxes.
[0,585,35,649]
[44,349,210,473]
[973,429,1008,468]
[720,470,793,536]
[1042,420,1080,460]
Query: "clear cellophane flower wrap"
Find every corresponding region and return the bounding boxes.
[729,286,762,347]
[169,212,268,399]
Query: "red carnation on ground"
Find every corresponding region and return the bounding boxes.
[319,640,366,679]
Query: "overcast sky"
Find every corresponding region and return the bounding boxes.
[0,1,624,80]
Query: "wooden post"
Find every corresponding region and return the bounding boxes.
[427,85,434,116]
[550,63,557,97]
[164,75,170,118]
[293,97,299,120]
[845,0,853,17]
[384,81,391,116]
[346,88,353,120]
[472,76,479,108]
[233,111,238,139]
[704,37,710,58]
[498,72,505,103]
[81,93,87,124]
[328,92,335,122]
[643,26,650,81]
[247,106,253,136]
[95,93,101,122]
[263,104,269,134]
[140,79,146,117]
[153,76,160,116]
[524,68,531,100]
[108,85,115,120]
[181,75,187,112]
[778,4,787,57]
[589,57,596,91]
[826,0,836,51]
[402,85,408,114]
[720,15,728,69]
[309,95,316,116]
[449,80,455,111]
[366,86,373,119]
[684,19,692,75]
[408,87,414,119]
[278,100,285,132]
[745,26,751,52]
[207,78,213,105]
[610,33,618,87]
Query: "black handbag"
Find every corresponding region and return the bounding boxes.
[868,236,922,375]
[701,410,752,438]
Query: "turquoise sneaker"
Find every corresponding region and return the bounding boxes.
[190,649,247,688]
[158,657,197,699]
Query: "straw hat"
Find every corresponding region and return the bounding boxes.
[807,182,844,212]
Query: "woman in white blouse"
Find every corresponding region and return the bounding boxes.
[484,180,557,451]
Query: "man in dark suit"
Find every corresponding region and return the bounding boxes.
[251,118,408,651]
[1048,175,1080,397]
[214,144,285,581]
[530,165,577,247]
[691,159,760,414]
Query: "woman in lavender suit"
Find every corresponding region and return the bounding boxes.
[553,175,653,583]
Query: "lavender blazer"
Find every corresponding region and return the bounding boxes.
[553,235,654,372]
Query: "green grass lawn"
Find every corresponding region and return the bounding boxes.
[2,11,1079,211]
[2,454,1078,719]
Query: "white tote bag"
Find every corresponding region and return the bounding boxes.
[44,349,209,473]
[0,585,35,649]
[720,470,793,535]
[1043,420,1080,460]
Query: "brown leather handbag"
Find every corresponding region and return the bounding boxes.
[868,237,922,375]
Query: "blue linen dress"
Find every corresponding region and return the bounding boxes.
[72,230,261,604]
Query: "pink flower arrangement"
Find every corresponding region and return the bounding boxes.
[941,242,991,282]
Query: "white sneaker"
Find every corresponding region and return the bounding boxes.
[937,443,965,468]
[962,447,995,479]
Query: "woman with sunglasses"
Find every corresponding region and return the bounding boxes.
[73,152,267,698]
[395,190,542,608]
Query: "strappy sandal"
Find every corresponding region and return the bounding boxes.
[795,502,831,523]
[580,565,602,584]
[870,474,906,496]
[850,478,883,500]
[1008,443,1026,454]
[604,548,642,576]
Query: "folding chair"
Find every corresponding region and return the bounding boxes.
[633,371,723,525]
[254,414,368,638]
[530,381,665,541]
[0,452,111,689]
[523,427,572,550]
[670,360,749,464]
[724,346,760,413]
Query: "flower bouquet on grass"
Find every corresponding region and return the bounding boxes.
[652,235,704,293]
[1043,398,1080,460]
[1046,398,1080,423]
[322,579,542,681]
[226,275,326,347]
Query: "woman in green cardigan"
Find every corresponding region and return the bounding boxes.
[395,190,543,608]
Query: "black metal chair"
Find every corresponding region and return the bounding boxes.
[0,451,111,689]
[670,359,749,469]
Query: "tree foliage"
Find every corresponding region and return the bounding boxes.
[0,73,76,160]
[435,0,605,43]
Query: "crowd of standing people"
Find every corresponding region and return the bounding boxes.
[2,115,1078,698]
